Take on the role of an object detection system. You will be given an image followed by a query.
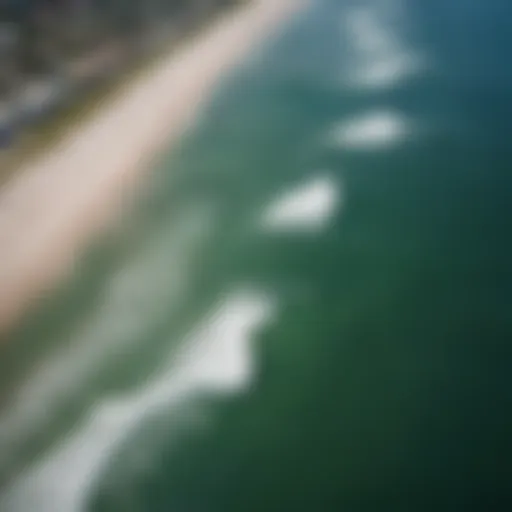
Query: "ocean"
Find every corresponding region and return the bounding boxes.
[1,0,511,510]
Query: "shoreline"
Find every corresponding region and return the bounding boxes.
[0,0,306,337]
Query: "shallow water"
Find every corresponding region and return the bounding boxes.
[1,0,511,510]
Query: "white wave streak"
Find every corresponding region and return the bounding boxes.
[342,3,423,88]
[261,174,341,233]
[328,109,409,150]
[0,205,214,471]
[0,289,276,512]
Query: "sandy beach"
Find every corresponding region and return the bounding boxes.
[0,0,305,336]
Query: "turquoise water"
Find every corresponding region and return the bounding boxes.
[1,0,511,510]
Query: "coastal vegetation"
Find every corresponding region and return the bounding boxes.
[0,0,244,147]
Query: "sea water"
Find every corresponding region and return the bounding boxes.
[1,0,511,510]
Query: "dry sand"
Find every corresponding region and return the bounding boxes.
[0,0,306,336]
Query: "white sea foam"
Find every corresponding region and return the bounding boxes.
[328,109,409,150]
[261,174,341,233]
[0,289,276,512]
[342,3,424,89]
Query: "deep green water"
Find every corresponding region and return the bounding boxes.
[1,0,511,510]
